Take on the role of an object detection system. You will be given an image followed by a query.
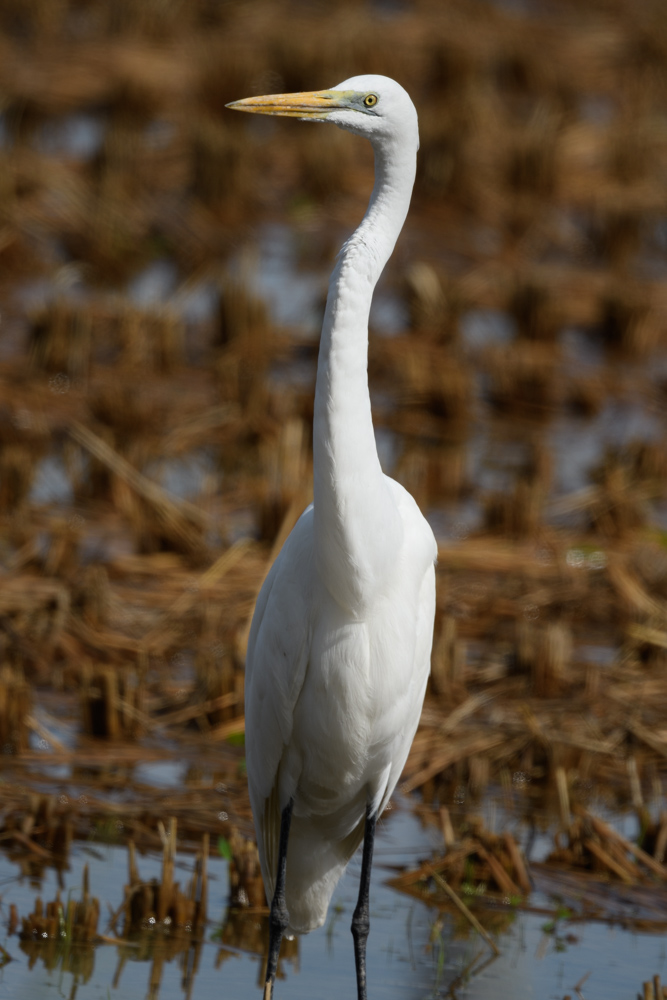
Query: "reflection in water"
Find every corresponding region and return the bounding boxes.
[18,929,207,1000]
[19,937,96,995]
[214,911,298,995]
[1,804,667,998]
[13,898,294,1000]
[114,935,204,1000]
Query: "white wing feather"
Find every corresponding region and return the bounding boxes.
[245,485,436,933]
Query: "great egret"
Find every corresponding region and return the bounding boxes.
[228,75,436,1000]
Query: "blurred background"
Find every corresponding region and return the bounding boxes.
[1,1,667,998]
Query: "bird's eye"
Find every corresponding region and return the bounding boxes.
[363,94,378,108]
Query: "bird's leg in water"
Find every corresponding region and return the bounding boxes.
[351,806,377,1000]
[263,799,293,1000]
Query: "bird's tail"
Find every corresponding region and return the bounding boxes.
[261,808,366,935]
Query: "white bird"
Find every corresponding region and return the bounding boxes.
[227,75,436,1000]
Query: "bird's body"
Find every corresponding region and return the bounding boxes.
[230,74,436,997]
[247,486,435,933]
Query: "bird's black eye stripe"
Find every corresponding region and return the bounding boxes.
[363,94,378,108]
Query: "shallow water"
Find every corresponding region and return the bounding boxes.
[1,802,665,1000]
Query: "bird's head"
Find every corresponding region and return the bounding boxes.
[226,74,418,153]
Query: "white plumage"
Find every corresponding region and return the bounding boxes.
[230,74,436,995]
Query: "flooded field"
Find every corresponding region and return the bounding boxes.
[1,796,666,999]
[1,0,667,997]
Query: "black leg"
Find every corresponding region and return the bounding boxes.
[351,806,377,1000]
[263,799,293,1000]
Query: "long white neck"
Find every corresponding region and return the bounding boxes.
[313,137,416,613]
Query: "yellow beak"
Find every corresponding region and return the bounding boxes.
[226,89,351,119]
